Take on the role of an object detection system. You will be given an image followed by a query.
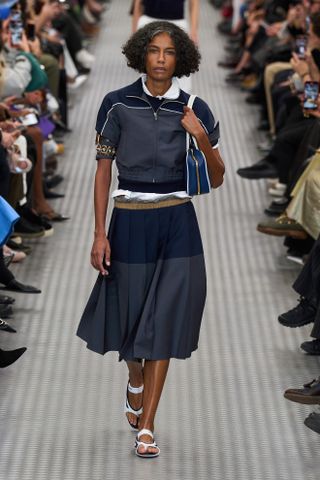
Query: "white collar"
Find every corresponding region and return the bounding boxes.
[141,75,180,100]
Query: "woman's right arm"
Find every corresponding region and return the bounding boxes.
[91,159,112,276]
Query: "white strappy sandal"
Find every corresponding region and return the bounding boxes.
[135,429,160,458]
[124,382,144,431]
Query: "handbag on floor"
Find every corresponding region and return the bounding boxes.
[0,196,20,246]
[185,95,211,196]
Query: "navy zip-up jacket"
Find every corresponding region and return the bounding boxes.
[95,79,220,193]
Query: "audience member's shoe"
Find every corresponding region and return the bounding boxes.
[81,21,100,37]
[83,3,101,24]
[3,251,14,267]
[14,218,45,239]
[245,94,261,105]
[217,20,232,34]
[304,412,320,434]
[1,279,41,294]
[18,207,54,238]
[225,72,244,84]
[225,44,241,54]
[45,174,64,189]
[300,339,320,355]
[237,159,278,179]
[6,239,32,255]
[0,304,13,318]
[0,347,26,368]
[286,254,304,265]
[76,49,95,69]
[68,74,88,90]
[240,74,258,90]
[0,294,15,305]
[3,245,26,263]
[278,297,316,327]
[44,186,65,199]
[257,139,274,153]
[264,199,289,216]
[257,214,308,239]
[257,120,270,131]
[284,377,320,404]
[268,182,287,197]
[0,318,16,333]
[41,212,70,222]
[218,58,239,68]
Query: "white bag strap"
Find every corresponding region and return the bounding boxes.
[186,95,197,150]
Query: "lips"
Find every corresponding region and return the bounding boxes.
[154,68,166,72]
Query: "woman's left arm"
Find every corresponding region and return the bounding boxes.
[181,106,225,189]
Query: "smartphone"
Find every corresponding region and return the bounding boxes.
[303,81,319,110]
[26,23,36,41]
[9,10,23,46]
[21,113,38,126]
[296,36,307,59]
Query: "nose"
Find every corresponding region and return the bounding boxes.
[157,50,165,63]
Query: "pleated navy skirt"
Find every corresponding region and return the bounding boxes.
[76,201,207,361]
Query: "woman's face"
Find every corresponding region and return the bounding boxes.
[145,32,177,82]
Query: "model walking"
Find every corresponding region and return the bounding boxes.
[77,21,224,458]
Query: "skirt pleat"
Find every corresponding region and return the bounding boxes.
[77,202,207,361]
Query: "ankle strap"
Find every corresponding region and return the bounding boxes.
[128,382,144,394]
[137,428,154,440]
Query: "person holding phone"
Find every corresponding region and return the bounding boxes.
[77,21,224,458]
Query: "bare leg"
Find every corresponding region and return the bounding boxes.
[234,50,251,74]
[27,126,54,215]
[126,361,144,427]
[137,359,170,454]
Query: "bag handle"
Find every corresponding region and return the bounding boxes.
[186,95,197,150]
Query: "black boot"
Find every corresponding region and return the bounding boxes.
[0,347,26,368]
[278,297,316,327]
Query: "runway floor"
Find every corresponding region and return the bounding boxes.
[1,1,320,479]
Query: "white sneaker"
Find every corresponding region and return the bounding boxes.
[83,5,98,25]
[68,74,88,90]
[75,49,95,69]
[268,182,287,197]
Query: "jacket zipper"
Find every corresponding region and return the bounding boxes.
[126,96,184,183]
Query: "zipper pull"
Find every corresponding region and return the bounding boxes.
[154,112,157,120]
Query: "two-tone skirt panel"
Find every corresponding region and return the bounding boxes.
[76,200,207,361]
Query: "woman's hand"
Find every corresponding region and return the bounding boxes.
[181,106,203,137]
[290,52,309,77]
[1,130,21,149]
[91,236,111,276]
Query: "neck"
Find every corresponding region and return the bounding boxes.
[145,77,172,97]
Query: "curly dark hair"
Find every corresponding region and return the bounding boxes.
[122,21,201,78]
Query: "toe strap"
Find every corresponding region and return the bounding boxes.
[135,439,159,449]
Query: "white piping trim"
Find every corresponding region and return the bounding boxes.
[100,102,151,134]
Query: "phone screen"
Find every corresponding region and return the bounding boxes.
[296,36,307,59]
[26,23,36,41]
[10,10,23,46]
[303,82,319,110]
